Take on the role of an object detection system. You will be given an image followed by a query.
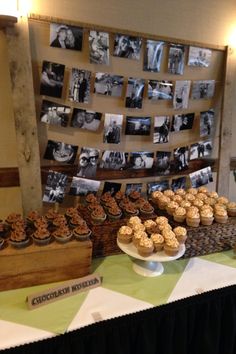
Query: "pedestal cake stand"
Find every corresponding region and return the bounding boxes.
[117,240,185,277]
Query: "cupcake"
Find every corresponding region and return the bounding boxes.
[164,238,180,256]
[132,223,146,233]
[34,216,48,229]
[9,228,30,248]
[73,224,92,241]
[151,191,163,206]
[5,213,22,227]
[201,204,213,213]
[180,200,191,210]
[184,193,196,203]
[217,196,229,205]
[198,186,209,194]
[128,190,141,202]
[88,202,100,212]
[173,207,186,223]
[44,208,58,224]
[107,205,122,221]
[172,195,183,205]
[65,207,79,220]
[133,231,148,247]
[137,237,154,257]
[227,202,236,217]
[155,216,169,225]
[91,206,106,225]
[100,192,113,206]
[69,215,86,229]
[85,193,98,205]
[204,197,217,206]
[200,209,214,226]
[175,188,186,197]
[32,227,51,245]
[158,196,171,210]
[173,226,187,244]
[114,190,125,203]
[186,210,200,227]
[143,219,159,234]
[117,225,133,244]
[208,191,219,199]
[196,193,208,201]
[127,216,142,228]
[163,189,175,198]
[123,202,139,218]
[166,201,179,216]
[159,223,172,233]
[187,188,198,195]
[162,229,176,242]
[53,226,72,243]
[192,198,204,210]
[53,214,67,228]
[26,210,40,226]
[214,208,228,224]
[150,233,164,252]
[139,202,154,217]
[135,197,147,209]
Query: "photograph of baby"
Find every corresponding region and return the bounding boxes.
[125,183,143,195]
[43,171,68,204]
[125,77,145,109]
[189,166,213,188]
[40,61,65,98]
[113,34,142,60]
[143,40,164,72]
[94,73,124,97]
[168,44,185,75]
[190,140,213,160]
[102,181,122,196]
[147,180,169,195]
[71,108,102,131]
[68,68,91,104]
[40,100,71,127]
[173,80,191,110]
[125,116,151,136]
[191,80,215,99]
[155,151,171,175]
[69,177,101,196]
[171,113,195,132]
[50,23,83,51]
[43,140,78,164]
[100,151,128,170]
[153,116,170,144]
[188,46,212,67]
[77,147,100,179]
[129,152,154,169]
[200,109,214,137]
[103,113,123,144]
[89,30,109,65]
[171,176,186,191]
[148,80,173,100]
[173,146,189,172]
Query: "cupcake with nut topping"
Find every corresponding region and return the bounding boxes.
[151,233,164,252]
[173,226,187,244]
[173,207,186,223]
[164,238,180,256]
[214,208,228,224]
[117,225,133,244]
[227,202,236,217]
[137,237,154,257]
[200,208,214,226]
[186,209,200,227]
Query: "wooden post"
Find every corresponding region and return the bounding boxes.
[5,16,42,216]
[217,46,236,197]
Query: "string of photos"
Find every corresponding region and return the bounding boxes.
[38,21,217,205]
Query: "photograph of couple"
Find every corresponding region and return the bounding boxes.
[50,23,83,51]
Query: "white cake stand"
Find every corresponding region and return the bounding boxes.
[117,239,185,277]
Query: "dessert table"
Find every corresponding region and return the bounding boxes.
[1,250,236,353]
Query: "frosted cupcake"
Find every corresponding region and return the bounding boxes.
[163,189,175,199]
[155,216,169,225]
[192,198,204,210]
[132,223,146,233]
[117,225,133,244]
[133,231,148,247]
[166,201,179,216]
[200,209,214,226]
[204,197,217,206]
[184,193,196,203]
[214,208,228,224]
[175,188,186,197]
[144,219,159,234]
[196,192,208,202]
[164,238,180,256]
[180,200,192,210]
[198,186,209,194]
[217,196,229,205]
[127,216,142,228]
[187,188,198,195]
[73,224,92,241]
[172,195,183,205]
[53,226,72,243]
[227,202,236,217]
[208,191,219,199]
[150,233,164,252]
[173,226,187,244]
[186,210,200,227]
[173,207,186,223]
[137,237,154,257]
[139,202,154,217]
[158,196,171,210]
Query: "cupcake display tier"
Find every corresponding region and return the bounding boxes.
[117,240,185,277]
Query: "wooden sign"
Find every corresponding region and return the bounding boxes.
[26,273,102,310]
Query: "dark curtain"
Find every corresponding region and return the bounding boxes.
[3,284,236,354]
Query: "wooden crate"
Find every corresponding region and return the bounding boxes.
[0,239,92,291]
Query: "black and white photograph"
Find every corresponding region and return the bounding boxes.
[189,166,213,188]
[40,100,71,127]
[155,151,171,175]
[171,177,186,191]
[102,181,122,196]
[125,77,145,109]
[190,140,213,160]
[94,73,124,97]
[125,116,151,136]
[71,108,102,131]
[100,151,128,170]
[148,80,173,100]
[168,44,185,75]
[69,177,101,196]
[143,40,164,72]
[125,183,143,195]
[68,68,91,104]
[173,146,189,172]
[173,80,191,110]
[191,80,215,99]
[77,147,100,179]
[147,180,169,195]
[50,23,83,51]
[200,109,214,137]
[43,140,78,164]
[40,61,65,98]
[188,46,212,67]
[113,34,142,60]
[103,113,123,144]
[43,171,68,204]
[89,30,109,65]
[129,152,154,169]
[153,116,170,144]
[171,113,195,132]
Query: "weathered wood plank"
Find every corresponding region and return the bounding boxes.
[5,16,42,215]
